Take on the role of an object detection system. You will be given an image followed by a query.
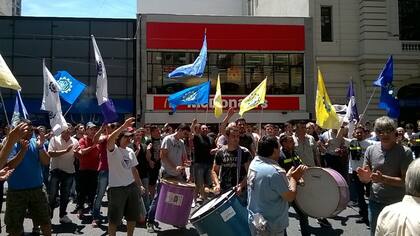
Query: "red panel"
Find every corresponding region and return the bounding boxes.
[147,22,305,51]
[153,95,300,111]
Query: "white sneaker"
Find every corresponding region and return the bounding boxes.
[59,215,72,224]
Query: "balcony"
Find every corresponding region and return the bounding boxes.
[401,41,420,52]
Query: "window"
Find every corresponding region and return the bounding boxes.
[321,6,333,42]
[399,0,420,40]
[147,52,304,95]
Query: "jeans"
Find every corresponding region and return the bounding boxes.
[368,200,387,236]
[147,182,161,223]
[141,177,150,212]
[92,170,108,220]
[76,170,98,211]
[49,169,74,218]
[350,172,368,219]
[291,202,310,236]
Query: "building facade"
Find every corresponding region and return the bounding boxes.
[0,0,21,16]
[253,0,420,124]
[0,16,135,125]
[137,14,314,124]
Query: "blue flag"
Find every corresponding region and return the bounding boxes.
[373,56,399,118]
[168,81,210,111]
[345,80,359,122]
[373,56,393,88]
[168,34,207,78]
[54,71,86,105]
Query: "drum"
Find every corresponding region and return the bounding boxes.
[295,167,349,218]
[190,190,251,236]
[155,178,195,226]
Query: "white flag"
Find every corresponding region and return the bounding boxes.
[92,35,108,105]
[41,60,68,135]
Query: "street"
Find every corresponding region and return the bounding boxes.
[0,194,370,236]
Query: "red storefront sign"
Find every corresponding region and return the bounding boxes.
[146,22,305,51]
[152,95,300,111]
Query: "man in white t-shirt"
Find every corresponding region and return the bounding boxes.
[47,125,80,224]
[344,126,376,224]
[106,117,145,236]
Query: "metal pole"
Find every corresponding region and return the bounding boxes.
[0,90,10,126]
[359,86,378,124]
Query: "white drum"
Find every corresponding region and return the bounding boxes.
[295,167,349,218]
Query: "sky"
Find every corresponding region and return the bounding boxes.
[22,0,137,18]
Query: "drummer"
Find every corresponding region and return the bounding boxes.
[247,136,306,235]
[211,126,251,204]
[146,124,191,233]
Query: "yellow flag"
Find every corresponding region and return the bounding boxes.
[0,54,21,90]
[214,75,223,118]
[316,68,340,129]
[239,78,267,116]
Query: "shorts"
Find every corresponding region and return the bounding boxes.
[193,163,212,188]
[5,186,51,234]
[108,183,145,224]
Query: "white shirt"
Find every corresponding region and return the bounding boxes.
[320,130,342,155]
[376,195,420,236]
[107,145,138,187]
[48,135,79,174]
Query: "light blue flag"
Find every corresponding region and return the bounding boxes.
[168,34,207,78]
[11,96,20,127]
[54,71,87,105]
[168,81,210,111]
[17,90,28,119]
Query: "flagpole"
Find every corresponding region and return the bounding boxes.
[64,104,73,117]
[259,105,264,137]
[359,86,377,125]
[205,104,209,125]
[0,89,10,126]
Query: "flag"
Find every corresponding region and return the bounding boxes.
[41,60,68,135]
[344,80,359,123]
[315,69,340,129]
[239,78,267,116]
[168,33,207,78]
[92,35,118,123]
[17,90,28,119]
[54,71,86,104]
[168,81,210,111]
[214,74,223,118]
[373,56,393,88]
[0,54,21,90]
[373,55,400,118]
[11,96,21,127]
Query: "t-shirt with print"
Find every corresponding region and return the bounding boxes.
[145,137,162,170]
[364,143,413,204]
[160,134,187,177]
[215,146,251,191]
[48,135,79,174]
[107,145,138,187]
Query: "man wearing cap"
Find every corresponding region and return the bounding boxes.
[76,122,101,218]
[48,124,80,224]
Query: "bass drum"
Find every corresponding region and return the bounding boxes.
[295,167,349,218]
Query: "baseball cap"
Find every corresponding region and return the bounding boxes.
[86,122,97,129]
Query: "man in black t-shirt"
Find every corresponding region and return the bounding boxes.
[212,126,251,198]
[236,118,256,157]
[192,124,214,200]
[145,126,161,199]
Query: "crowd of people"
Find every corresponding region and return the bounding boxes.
[0,108,419,235]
